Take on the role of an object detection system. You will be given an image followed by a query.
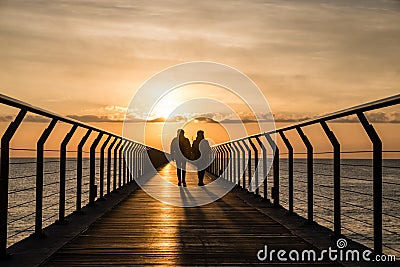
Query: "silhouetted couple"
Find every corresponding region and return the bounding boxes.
[170,129,211,187]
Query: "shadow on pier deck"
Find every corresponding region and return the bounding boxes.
[42,163,341,266]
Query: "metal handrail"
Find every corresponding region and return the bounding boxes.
[216,93,400,145]
[211,93,400,255]
[0,93,167,256]
[0,93,131,143]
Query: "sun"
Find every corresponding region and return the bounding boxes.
[152,98,181,119]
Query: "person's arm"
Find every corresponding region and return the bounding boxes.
[184,138,191,159]
[170,139,175,161]
[202,139,211,156]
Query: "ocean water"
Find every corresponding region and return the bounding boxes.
[220,158,400,256]
[7,158,400,257]
[7,158,111,247]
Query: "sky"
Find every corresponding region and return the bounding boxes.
[0,0,399,152]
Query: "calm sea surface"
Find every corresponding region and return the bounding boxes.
[7,158,400,256]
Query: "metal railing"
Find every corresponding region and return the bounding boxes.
[208,94,400,256]
[0,94,167,256]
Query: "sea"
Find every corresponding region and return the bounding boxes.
[7,158,400,257]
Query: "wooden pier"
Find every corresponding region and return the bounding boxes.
[43,164,341,266]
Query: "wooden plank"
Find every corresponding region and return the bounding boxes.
[43,164,342,266]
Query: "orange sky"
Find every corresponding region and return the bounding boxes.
[0,0,399,156]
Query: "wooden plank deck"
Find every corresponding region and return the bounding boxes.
[42,164,342,266]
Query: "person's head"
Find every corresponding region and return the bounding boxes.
[197,130,204,139]
[177,129,185,137]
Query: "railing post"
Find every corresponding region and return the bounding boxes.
[137,145,142,177]
[126,142,132,183]
[57,126,78,225]
[89,132,103,205]
[113,138,122,192]
[215,146,219,176]
[118,140,126,188]
[320,121,341,236]
[58,124,78,223]
[141,146,147,176]
[211,147,215,175]
[220,146,224,177]
[231,143,239,186]
[132,143,138,180]
[241,140,251,191]
[132,143,138,179]
[221,145,228,180]
[227,144,232,182]
[357,112,382,255]
[248,138,259,195]
[99,135,111,200]
[221,146,225,177]
[138,146,144,176]
[212,147,217,176]
[106,137,117,195]
[122,142,126,186]
[255,136,269,202]
[0,109,26,256]
[35,118,57,237]
[296,127,314,223]
[132,143,139,179]
[236,141,246,189]
[215,147,220,176]
[209,147,215,175]
[230,143,237,185]
[225,145,233,182]
[122,141,130,186]
[265,134,279,207]
[279,131,294,214]
[134,144,139,179]
[139,145,144,177]
[217,146,222,176]
[76,129,92,213]
[127,142,134,183]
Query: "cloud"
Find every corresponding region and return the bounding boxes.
[0,115,15,122]
[66,114,122,123]
[0,109,399,125]
[0,114,50,123]
[0,0,399,120]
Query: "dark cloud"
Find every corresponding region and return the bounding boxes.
[1,110,399,125]
[67,115,123,123]
[0,114,49,123]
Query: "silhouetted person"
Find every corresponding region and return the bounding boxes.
[170,129,191,187]
[191,130,211,186]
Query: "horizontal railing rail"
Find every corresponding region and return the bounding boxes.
[0,94,168,257]
[208,93,400,256]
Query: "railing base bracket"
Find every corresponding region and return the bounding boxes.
[55,219,69,225]
[72,210,85,216]
[261,198,271,204]
[30,231,46,239]
[303,220,317,226]
[330,233,345,239]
